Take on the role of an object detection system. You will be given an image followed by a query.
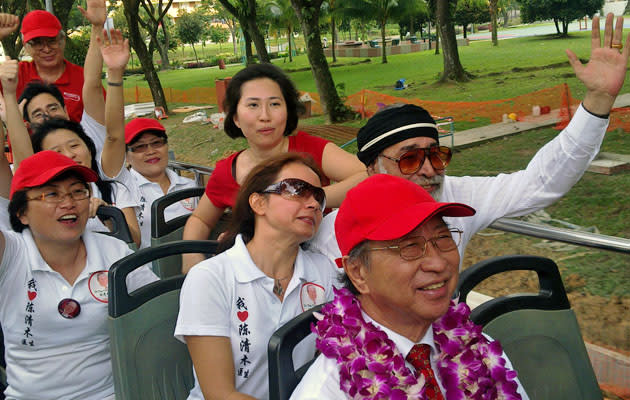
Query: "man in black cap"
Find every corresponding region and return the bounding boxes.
[308,13,630,265]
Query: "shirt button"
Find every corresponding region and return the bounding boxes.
[62,286,68,291]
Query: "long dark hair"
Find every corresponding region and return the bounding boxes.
[223,63,304,139]
[30,118,114,205]
[218,152,324,252]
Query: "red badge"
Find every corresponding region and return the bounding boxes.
[58,298,81,319]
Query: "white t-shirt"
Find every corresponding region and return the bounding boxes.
[307,104,608,265]
[130,168,198,249]
[0,229,158,400]
[175,235,335,400]
[291,313,529,399]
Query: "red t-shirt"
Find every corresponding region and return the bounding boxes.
[4,60,86,123]
[205,131,331,209]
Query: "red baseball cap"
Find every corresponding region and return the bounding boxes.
[21,10,62,43]
[124,118,166,144]
[334,174,475,266]
[10,151,98,199]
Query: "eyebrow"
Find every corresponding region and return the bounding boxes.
[243,96,284,101]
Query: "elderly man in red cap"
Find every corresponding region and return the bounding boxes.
[291,174,529,399]
[0,10,90,122]
[308,14,630,269]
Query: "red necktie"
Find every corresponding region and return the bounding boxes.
[406,344,445,400]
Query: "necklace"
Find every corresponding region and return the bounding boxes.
[312,287,522,399]
[272,275,291,296]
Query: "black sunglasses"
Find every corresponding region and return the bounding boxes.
[261,178,326,210]
[380,146,452,175]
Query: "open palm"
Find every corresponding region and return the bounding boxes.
[100,29,130,71]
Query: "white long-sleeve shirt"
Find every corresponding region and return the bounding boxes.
[307,104,608,264]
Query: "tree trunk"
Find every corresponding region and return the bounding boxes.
[490,0,498,46]
[288,25,293,62]
[434,26,439,55]
[436,0,469,82]
[246,0,270,62]
[410,15,416,36]
[192,43,199,63]
[331,15,337,63]
[553,19,560,34]
[291,0,350,122]
[122,0,168,112]
[242,28,255,64]
[562,20,569,37]
[463,24,467,39]
[158,23,171,69]
[380,20,387,64]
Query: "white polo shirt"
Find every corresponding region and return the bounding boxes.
[81,111,105,157]
[129,168,198,249]
[175,235,335,400]
[0,229,158,400]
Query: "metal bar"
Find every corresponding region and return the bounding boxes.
[490,218,630,254]
[168,160,214,187]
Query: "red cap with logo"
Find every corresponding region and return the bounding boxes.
[334,174,475,266]
[21,10,62,43]
[124,118,166,144]
[10,151,98,199]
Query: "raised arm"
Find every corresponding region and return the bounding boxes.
[0,58,34,168]
[0,94,12,198]
[0,14,19,41]
[98,28,129,178]
[567,13,630,116]
[78,0,108,124]
[320,142,366,208]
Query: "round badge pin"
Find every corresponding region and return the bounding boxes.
[58,298,81,319]
[88,270,109,303]
[300,282,325,312]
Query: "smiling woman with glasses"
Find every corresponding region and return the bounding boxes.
[121,118,198,249]
[0,151,157,400]
[175,152,336,400]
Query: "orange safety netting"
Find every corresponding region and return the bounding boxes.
[126,83,630,133]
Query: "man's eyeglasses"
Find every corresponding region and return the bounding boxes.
[369,228,462,261]
[27,187,90,204]
[260,178,326,211]
[128,137,167,153]
[27,35,63,51]
[30,103,63,122]
[380,146,452,175]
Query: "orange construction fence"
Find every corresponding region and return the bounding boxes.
[129,84,630,133]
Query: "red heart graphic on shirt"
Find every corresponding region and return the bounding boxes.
[237,311,248,322]
[27,291,37,301]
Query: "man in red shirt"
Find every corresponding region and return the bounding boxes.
[0,10,87,122]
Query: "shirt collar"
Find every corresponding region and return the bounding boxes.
[228,234,308,286]
[131,167,188,191]
[363,312,437,358]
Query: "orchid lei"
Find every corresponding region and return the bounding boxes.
[312,287,522,400]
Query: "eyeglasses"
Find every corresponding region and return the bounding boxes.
[27,187,90,203]
[261,178,326,211]
[369,228,462,261]
[27,35,63,51]
[380,146,452,175]
[30,103,63,122]
[128,137,167,153]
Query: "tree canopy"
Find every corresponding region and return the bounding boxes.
[518,0,603,36]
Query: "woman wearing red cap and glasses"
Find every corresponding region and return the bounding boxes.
[175,153,335,400]
[0,151,157,400]
[181,63,367,273]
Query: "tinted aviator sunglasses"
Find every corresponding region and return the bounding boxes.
[380,146,452,175]
[261,178,326,210]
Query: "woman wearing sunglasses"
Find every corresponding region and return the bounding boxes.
[0,151,157,400]
[175,153,335,400]
[181,63,366,273]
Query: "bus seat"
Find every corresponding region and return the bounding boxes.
[457,255,602,400]
[108,240,219,400]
